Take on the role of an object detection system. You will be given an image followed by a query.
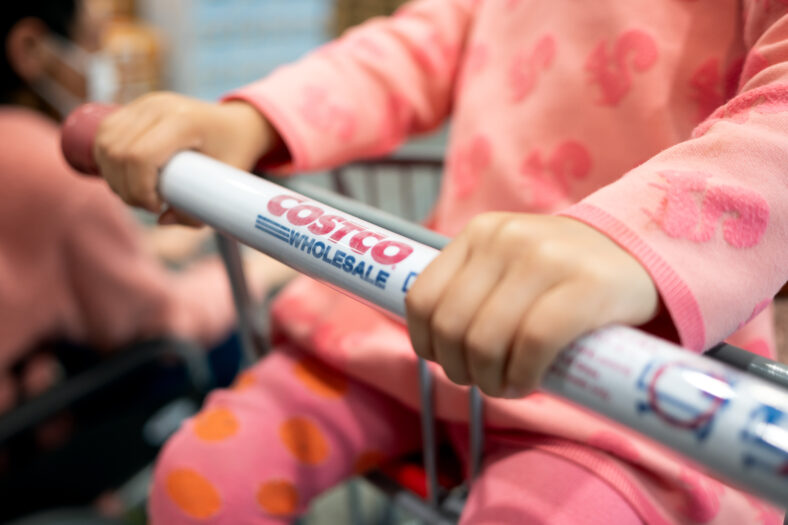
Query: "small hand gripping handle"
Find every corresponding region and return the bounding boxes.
[61,103,118,175]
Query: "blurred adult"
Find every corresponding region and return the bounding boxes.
[0,0,289,413]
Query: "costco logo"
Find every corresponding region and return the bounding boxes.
[267,194,414,266]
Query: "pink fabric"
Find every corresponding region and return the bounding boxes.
[215,0,788,522]
[453,433,642,525]
[261,279,784,523]
[150,346,423,524]
[0,107,240,371]
[227,0,785,354]
[151,347,642,524]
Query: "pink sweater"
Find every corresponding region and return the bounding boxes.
[0,108,238,380]
[227,0,786,522]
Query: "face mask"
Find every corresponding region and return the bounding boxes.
[30,34,119,117]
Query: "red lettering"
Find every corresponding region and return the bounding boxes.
[307,214,343,236]
[371,240,413,265]
[287,204,324,226]
[268,194,305,216]
[349,230,385,254]
[330,222,364,242]
[267,194,414,265]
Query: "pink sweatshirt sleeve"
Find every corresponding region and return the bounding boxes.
[561,2,788,351]
[61,185,239,349]
[224,0,475,172]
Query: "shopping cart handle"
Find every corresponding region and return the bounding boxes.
[61,103,118,176]
[62,103,788,508]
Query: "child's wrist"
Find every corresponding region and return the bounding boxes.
[219,100,283,162]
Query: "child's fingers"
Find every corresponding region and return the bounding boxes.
[405,233,470,362]
[504,280,606,397]
[430,251,506,385]
[464,266,560,397]
[123,118,201,213]
[118,118,169,212]
[93,94,190,210]
[93,110,134,199]
[94,106,160,207]
[90,94,276,219]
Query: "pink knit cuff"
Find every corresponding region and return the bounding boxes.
[222,88,312,174]
[560,203,706,351]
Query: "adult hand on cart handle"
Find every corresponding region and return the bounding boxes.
[81,92,282,225]
[405,212,660,398]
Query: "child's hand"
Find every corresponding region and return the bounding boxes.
[405,213,659,398]
[93,92,280,224]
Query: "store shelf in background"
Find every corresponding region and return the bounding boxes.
[138,0,331,100]
[92,0,137,19]
[103,20,163,103]
[189,0,330,36]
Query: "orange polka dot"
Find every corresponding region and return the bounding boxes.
[232,371,257,391]
[257,479,299,516]
[279,417,329,465]
[354,450,387,474]
[192,407,240,442]
[165,468,222,519]
[293,357,348,399]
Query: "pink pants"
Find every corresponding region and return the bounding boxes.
[149,346,641,524]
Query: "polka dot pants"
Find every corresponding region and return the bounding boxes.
[149,346,641,524]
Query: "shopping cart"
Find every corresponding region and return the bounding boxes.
[217,157,788,523]
[62,104,788,523]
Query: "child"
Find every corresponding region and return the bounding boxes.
[92,0,787,523]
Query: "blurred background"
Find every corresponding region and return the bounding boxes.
[94,0,406,103]
[98,0,447,192]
